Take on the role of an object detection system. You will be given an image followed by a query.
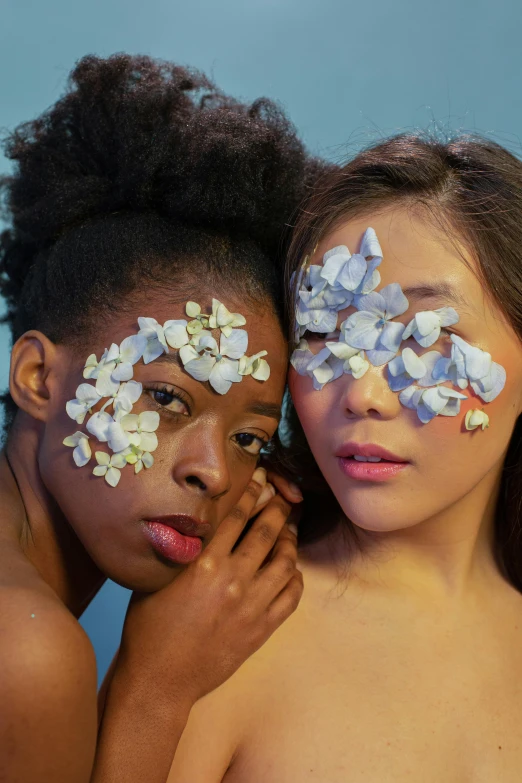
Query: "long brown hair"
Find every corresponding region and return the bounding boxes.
[283,133,522,589]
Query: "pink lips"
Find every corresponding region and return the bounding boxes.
[336,442,409,483]
[143,515,211,564]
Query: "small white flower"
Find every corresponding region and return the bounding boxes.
[402,307,459,348]
[123,445,155,473]
[238,351,270,381]
[180,330,247,395]
[208,299,246,337]
[63,431,92,467]
[99,380,143,418]
[92,336,147,395]
[163,320,189,349]
[92,451,128,487]
[465,409,490,431]
[185,301,210,334]
[138,317,169,363]
[66,383,102,424]
[119,411,160,452]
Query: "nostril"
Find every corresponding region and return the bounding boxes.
[185,475,207,492]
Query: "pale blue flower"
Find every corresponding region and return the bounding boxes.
[402,307,459,348]
[387,348,443,392]
[433,335,505,401]
[399,384,467,423]
[341,283,409,365]
[320,228,382,296]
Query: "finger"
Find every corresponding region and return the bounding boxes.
[249,482,276,519]
[266,471,303,504]
[232,495,292,578]
[250,524,299,604]
[206,468,267,557]
[265,570,304,629]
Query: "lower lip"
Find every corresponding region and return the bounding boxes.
[338,457,409,482]
[144,522,203,564]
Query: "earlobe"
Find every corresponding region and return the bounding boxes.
[9,331,59,422]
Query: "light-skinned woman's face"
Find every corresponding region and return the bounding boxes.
[38,289,287,591]
[289,209,522,538]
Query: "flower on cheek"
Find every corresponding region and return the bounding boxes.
[66,384,102,424]
[402,307,459,348]
[433,335,506,402]
[341,283,409,366]
[92,451,128,487]
[465,409,490,431]
[290,340,344,390]
[325,339,369,379]
[123,445,155,473]
[119,411,160,453]
[179,330,247,395]
[399,384,467,423]
[63,431,92,467]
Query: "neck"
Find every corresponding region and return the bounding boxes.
[1,414,105,616]
[300,460,508,599]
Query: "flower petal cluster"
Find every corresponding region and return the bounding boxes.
[180,329,246,395]
[238,351,271,381]
[399,385,467,423]
[63,431,92,466]
[402,307,459,348]
[93,451,128,487]
[342,283,409,366]
[433,335,506,402]
[387,348,442,392]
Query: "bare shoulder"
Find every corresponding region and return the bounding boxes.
[0,563,98,780]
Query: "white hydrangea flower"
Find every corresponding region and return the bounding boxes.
[238,351,271,381]
[163,320,190,349]
[92,451,128,487]
[138,317,169,363]
[119,411,160,452]
[185,301,210,334]
[208,299,246,337]
[104,380,143,418]
[402,307,459,348]
[179,330,247,395]
[399,384,467,423]
[465,409,490,431]
[123,445,155,473]
[66,383,102,424]
[63,431,92,467]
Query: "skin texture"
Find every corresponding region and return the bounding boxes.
[167,210,522,783]
[0,287,305,783]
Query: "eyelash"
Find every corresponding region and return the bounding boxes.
[145,385,269,457]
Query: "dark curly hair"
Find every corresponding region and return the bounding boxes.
[0,53,329,428]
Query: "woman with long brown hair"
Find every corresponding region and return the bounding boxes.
[169,134,522,782]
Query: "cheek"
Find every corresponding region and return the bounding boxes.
[288,368,336,450]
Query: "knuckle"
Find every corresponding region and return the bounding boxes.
[244,480,262,500]
[256,522,277,547]
[224,579,243,602]
[277,555,297,579]
[228,505,247,523]
[196,553,218,576]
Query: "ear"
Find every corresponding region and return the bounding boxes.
[9,331,61,423]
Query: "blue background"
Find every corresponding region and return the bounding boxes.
[1,0,521,683]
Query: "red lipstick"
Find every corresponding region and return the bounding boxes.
[143,515,211,564]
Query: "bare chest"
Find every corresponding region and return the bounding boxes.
[224,600,522,783]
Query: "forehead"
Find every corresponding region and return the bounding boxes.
[314,209,486,318]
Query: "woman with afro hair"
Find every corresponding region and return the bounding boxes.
[0,53,326,781]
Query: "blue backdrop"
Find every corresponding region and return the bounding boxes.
[2,0,521,684]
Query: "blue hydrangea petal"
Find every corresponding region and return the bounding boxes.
[320,252,352,287]
[380,283,409,318]
[470,361,506,402]
[342,312,381,349]
[336,254,367,291]
[417,351,444,387]
[366,346,398,366]
[323,245,350,262]
[402,347,426,379]
[353,291,386,316]
[359,228,383,260]
[379,321,405,352]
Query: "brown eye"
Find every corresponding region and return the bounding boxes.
[234,433,266,455]
[149,389,189,415]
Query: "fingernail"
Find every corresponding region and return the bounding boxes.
[252,467,267,487]
[288,482,303,501]
[288,522,298,536]
[257,483,276,506]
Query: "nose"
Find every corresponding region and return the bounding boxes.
[171,429,232,500]
[339,363,402,420]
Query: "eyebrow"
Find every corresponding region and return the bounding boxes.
[147,354,282,421]
[401,282,474,314]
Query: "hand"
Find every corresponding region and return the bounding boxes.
[116,468,303,706]
[249,468,303,520]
